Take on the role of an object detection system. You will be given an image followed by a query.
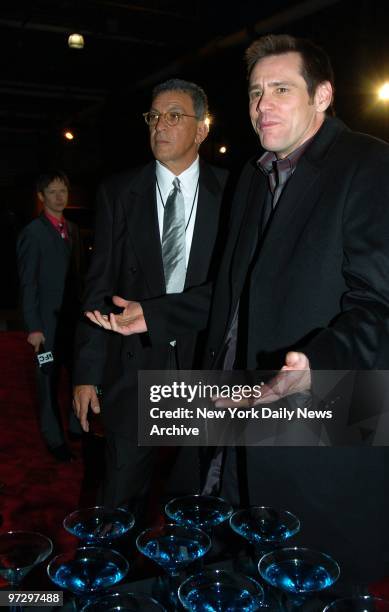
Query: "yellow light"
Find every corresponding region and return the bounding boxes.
[68,33,84,49]
[219,146,227,154]
[64,130,74,140]
[205,115,212,128]
[378,82,389,101]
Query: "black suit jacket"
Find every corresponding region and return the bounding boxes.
[74,160,229,434]
[204,117,389,371]
[202,117,389,582]
[17,213,83,351]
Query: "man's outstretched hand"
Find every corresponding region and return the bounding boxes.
[85,295,147,335]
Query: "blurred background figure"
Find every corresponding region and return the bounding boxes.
[16,170,84,462]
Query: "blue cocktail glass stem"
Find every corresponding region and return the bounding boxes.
[281,593,308,612]
[85,537,113,547]
[253,542,267,559]
[253,539,285,560]
[163,571,181,610]
[287,593,307,609]
[75,593,99,610]
[7,578,24,612]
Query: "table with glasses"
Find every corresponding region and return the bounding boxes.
[1,496,389,611]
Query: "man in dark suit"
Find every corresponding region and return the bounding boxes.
[73,79,228,514]
[17,170,83,461]
[202,35,389,584]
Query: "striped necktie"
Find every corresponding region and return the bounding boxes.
[161,177,186,293]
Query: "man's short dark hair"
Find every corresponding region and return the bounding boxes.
[36,170,70,194]
[151,78,209,120]
[245,34,335,113]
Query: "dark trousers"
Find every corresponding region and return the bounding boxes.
[99,430,155,516]
[36,360,81,449]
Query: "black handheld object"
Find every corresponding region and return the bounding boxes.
[36,344,54,374]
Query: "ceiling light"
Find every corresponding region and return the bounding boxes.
[219,146,227,154]
[64,130,75,140]
[378,82,389,101]
[68,33,84,49]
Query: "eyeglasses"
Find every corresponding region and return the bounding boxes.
[142,111,197,127]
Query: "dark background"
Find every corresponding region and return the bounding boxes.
[1,0,389,305]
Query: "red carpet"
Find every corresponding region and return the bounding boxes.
[0,332,99,573]
[0,331,161,592]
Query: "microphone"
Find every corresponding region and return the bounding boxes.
[36,344,54,374]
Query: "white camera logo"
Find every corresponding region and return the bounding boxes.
[38,351,54,365]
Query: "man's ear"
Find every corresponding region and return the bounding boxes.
[195,120,209,146]
[37,191,45,203]
[314,81,333,113]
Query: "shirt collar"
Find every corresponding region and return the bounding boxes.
[44,210,65,227]
[156,156,200,197]
[257,136,314,176]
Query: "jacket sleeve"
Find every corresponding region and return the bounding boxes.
[140,282,212,344]
[304,145,389,369]
[73,183,115,385]
[16,226,44,333]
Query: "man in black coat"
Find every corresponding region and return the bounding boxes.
[202,35,389,584]
[73,79,229,514]
[17,170,83,461]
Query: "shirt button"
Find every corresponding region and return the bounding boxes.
[130,267,137,274]
[209,349,215,359]
[127,351,134,359]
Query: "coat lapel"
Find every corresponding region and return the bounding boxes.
[260,155,321,252]
[249,117,346,272]
[230,165,268,295]
[185,161,222,288]
[66,219,74,250]
[123,162,166,295]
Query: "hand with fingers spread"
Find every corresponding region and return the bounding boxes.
[213,351,311,408]
[257,351,311,403]
[73,384,101,433]
[85,295,147,336]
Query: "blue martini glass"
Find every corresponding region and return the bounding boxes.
[258,547,340,608]
[136,523,211,607]
[81,591,166,611]
[63,506,135,546]
[178,568,264,611]
[230,507,300,558]
[165,494,233,532]
[323,596,389,611]
[47,546,129,608]
[0,531,53,612]
[230,507,300,608]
